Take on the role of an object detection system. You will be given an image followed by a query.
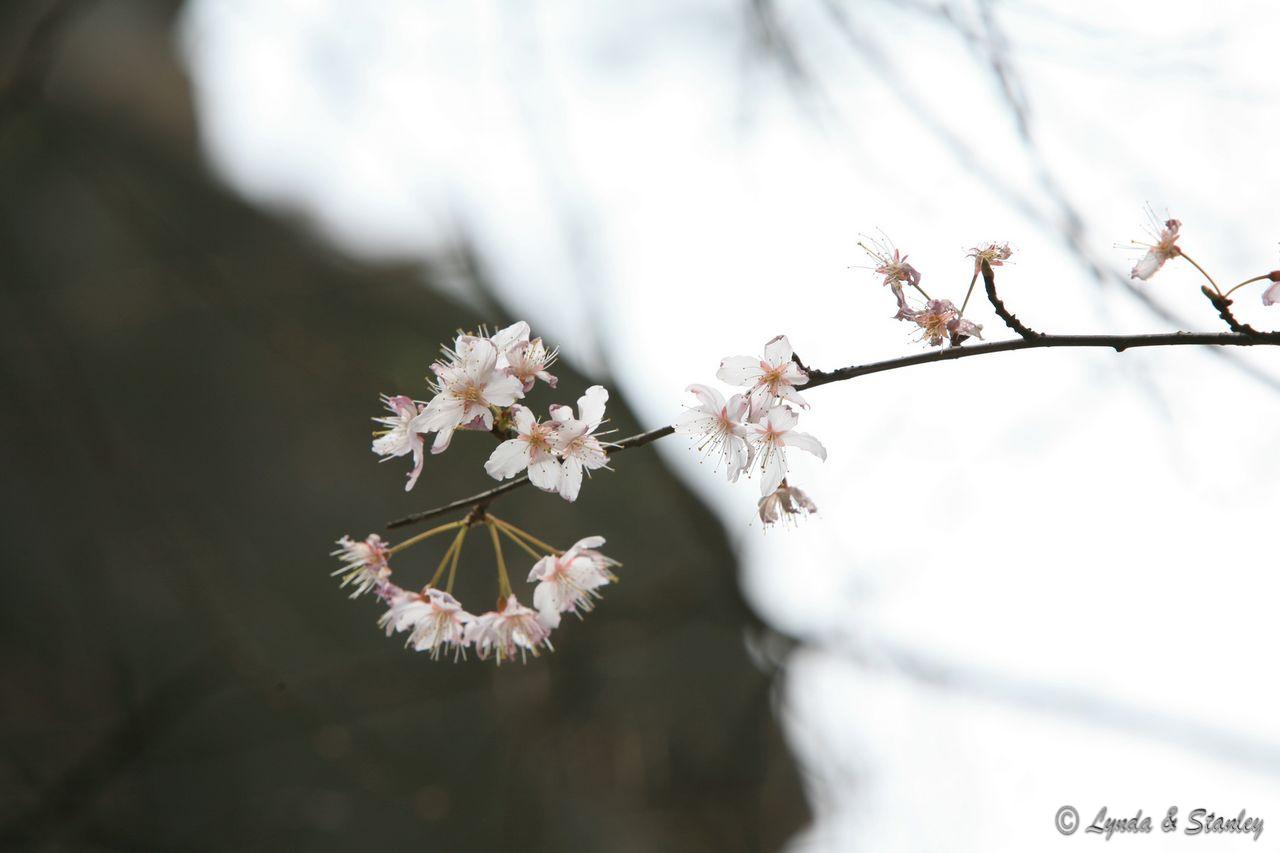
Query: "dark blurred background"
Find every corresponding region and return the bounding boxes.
[0,2,807,850]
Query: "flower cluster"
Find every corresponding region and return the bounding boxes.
[333,517,618,664]
[678,334,827,526]
[859,235,991,347]
[371,321,612,502]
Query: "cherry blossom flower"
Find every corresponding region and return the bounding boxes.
[549,385,611,502]
[506,338,558,392]
[743,406,827,495]
[716,335,809,418]
[675,384,751,482]
[421,336,524,454]
[331,534,392,598]
[757,482,818,527]
[466,595,556,663]
[907,299,981,347]
[967,242,1014,274]
[528,536,618,624]
[378,588,474,660]
[371,394,429,491]
[859,234,922,290]
[1262,273,1280,306]
[484,404,562,491]
[1130,211,1182,280]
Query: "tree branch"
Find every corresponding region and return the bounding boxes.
[1200,285,1271,338]
[388,326,1279,531]
[981,258,1040,339]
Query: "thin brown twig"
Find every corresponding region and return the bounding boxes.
[1199,286,1273,339]
[980,259,1040,339]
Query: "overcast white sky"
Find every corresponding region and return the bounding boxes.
[179,1,1280,848]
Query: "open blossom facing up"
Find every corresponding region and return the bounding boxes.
[744,406,827,496]
[528,536,618,624]
[549,385,611,502]
[484,404,562,492]
[332,534,391,598]
[967,242,1013,275]
[421,336,524,453]
[716,335,809,417]
[675,384,750,482]
[371,395,428,491]
[1130,212,1182,281]
[466,595,555,663]
[758,483,818,527]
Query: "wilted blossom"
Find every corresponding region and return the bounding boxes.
[716,335,809,418]
[757,482,818,527]
[466,595,556,663]
[484,404,562,492]
[528,536,618,625]
[549,385,611,502]
[332,534,392,598]
[371,394,429,491]
[860,234,923,320]
[675,384,751,482]
[421,335,524,454]
[743,406,827,496]
[967,242,1014,275]
[909,299,982,347]
[1130,212,1182,281]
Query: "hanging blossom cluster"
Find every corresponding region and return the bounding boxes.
[333,207,1280,665]
[677,334,828,527]
[857,233,996,348]
[336,320,620,664]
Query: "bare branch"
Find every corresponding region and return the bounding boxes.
[1200,286,1268,338]
[981,259,1040,340]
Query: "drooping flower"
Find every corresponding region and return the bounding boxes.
[421,336,525,453]
[484,404,562,491]
[466,595,555,663]
[379,588,474,660]
[1262,272,1280,306]
[371,394,429,491]
[528,536,618,624]
[743,406,827,495]
[549,385,611,502]
[757,482,818,527]
[1130,210,1182,280]
[716,335,809,418]
[967,242,1014,275]
[675,384,751,482]
[331,534,392,598]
